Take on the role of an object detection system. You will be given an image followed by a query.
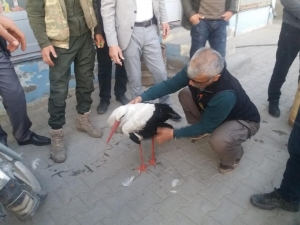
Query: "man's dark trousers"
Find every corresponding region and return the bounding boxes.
[268,22,300,101]
[97,34,127,101]
[190,20,228,58]
[48,31,95,129]
[0,45,32,142]
[278,109,300,204]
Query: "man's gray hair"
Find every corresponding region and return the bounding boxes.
[187,47,225,79]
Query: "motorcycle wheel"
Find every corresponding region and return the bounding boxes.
[0,153,47,201]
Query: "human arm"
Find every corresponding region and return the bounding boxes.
[101,0,124,65]
[93,0,105,48]
[139,66,190,102]
[0,15,26,52]
[280,0,300,19]
[174,91,237,138]
[223,0,237,21]
[26,0,51,49]
[26,0,56,66]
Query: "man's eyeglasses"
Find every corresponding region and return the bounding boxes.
[190,77,213,85]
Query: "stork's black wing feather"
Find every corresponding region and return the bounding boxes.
[136,103,175,140]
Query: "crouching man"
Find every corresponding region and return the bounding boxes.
[131,47,260,174]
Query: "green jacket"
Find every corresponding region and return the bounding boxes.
[180,0,238,30]
[26,0,99,49]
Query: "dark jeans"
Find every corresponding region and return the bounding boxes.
[0,48,32,142]
[48,31,95,129]
[268,22,300,101]
[278,109,300,204]
[97,35,127,101]
[190,19,228,58]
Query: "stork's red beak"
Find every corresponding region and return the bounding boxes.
[106,120,121,144]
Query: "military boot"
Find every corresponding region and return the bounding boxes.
[50,129,67,163]
[76,111,103,138]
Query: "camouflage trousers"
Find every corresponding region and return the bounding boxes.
[48,31,95,129]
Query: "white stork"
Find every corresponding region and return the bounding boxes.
[106,103,177,173]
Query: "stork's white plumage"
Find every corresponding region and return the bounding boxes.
[107,103,155,137]
[106,103,176,173]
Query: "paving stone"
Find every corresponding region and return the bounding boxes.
[199,216,222,225]
[32,213,56,225]
[214,169,248,191]
[147,157,176,179]
[34,191,63,216]
[128,172,158,195]
[224,183,259,210]
[255,158,286,177]
[268,211,300,225]
[148,172,176,198]
[199,181,233,206]
[153,193,189,220]
[102,188,136,211]
[135,208,168,225]
[127,188,162,217]
[50,197,87,225]
[65,218,81,225]
[79,181,113,206]
[55,178,90,204]
[175,175,206,201]
[237,206,279,225]
[168,212,196,225]
[168,160,199,177]
[81,163,114,188]
[235,155,256,175]
[240,169,276,192]
[191,163,220,187]
[209,198,245,225]
[75,200,112,225]
[180,194,217,224]
[161,149,191,165]
[185,151,215,169]
[101,206,140,225]
[102,168,135,192]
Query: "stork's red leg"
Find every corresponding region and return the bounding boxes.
[136,144,147,173]
[148,137,156,168]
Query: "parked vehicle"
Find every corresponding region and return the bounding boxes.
[0,143,47,222]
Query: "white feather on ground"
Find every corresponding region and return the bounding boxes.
[122,176,135,187]
[31,158,40,170]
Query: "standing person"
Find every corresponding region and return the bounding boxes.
[250,108,300,212]
[181,0,237,58]
[268,0,300,118]
[0,15,50,147]
[94,0,129,115]
[101,0,182,121]
[26,0,103,163]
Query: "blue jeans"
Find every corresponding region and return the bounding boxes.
[278,109,300,204]
[190,20,228,58]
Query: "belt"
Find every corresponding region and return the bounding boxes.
[134,18,156,28]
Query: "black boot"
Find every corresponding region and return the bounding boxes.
[269,100,280,118]
[116,95,129,105]
[97,100,110,114]
[250,189,299,212]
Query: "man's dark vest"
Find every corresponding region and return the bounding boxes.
[189,67,260,123]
